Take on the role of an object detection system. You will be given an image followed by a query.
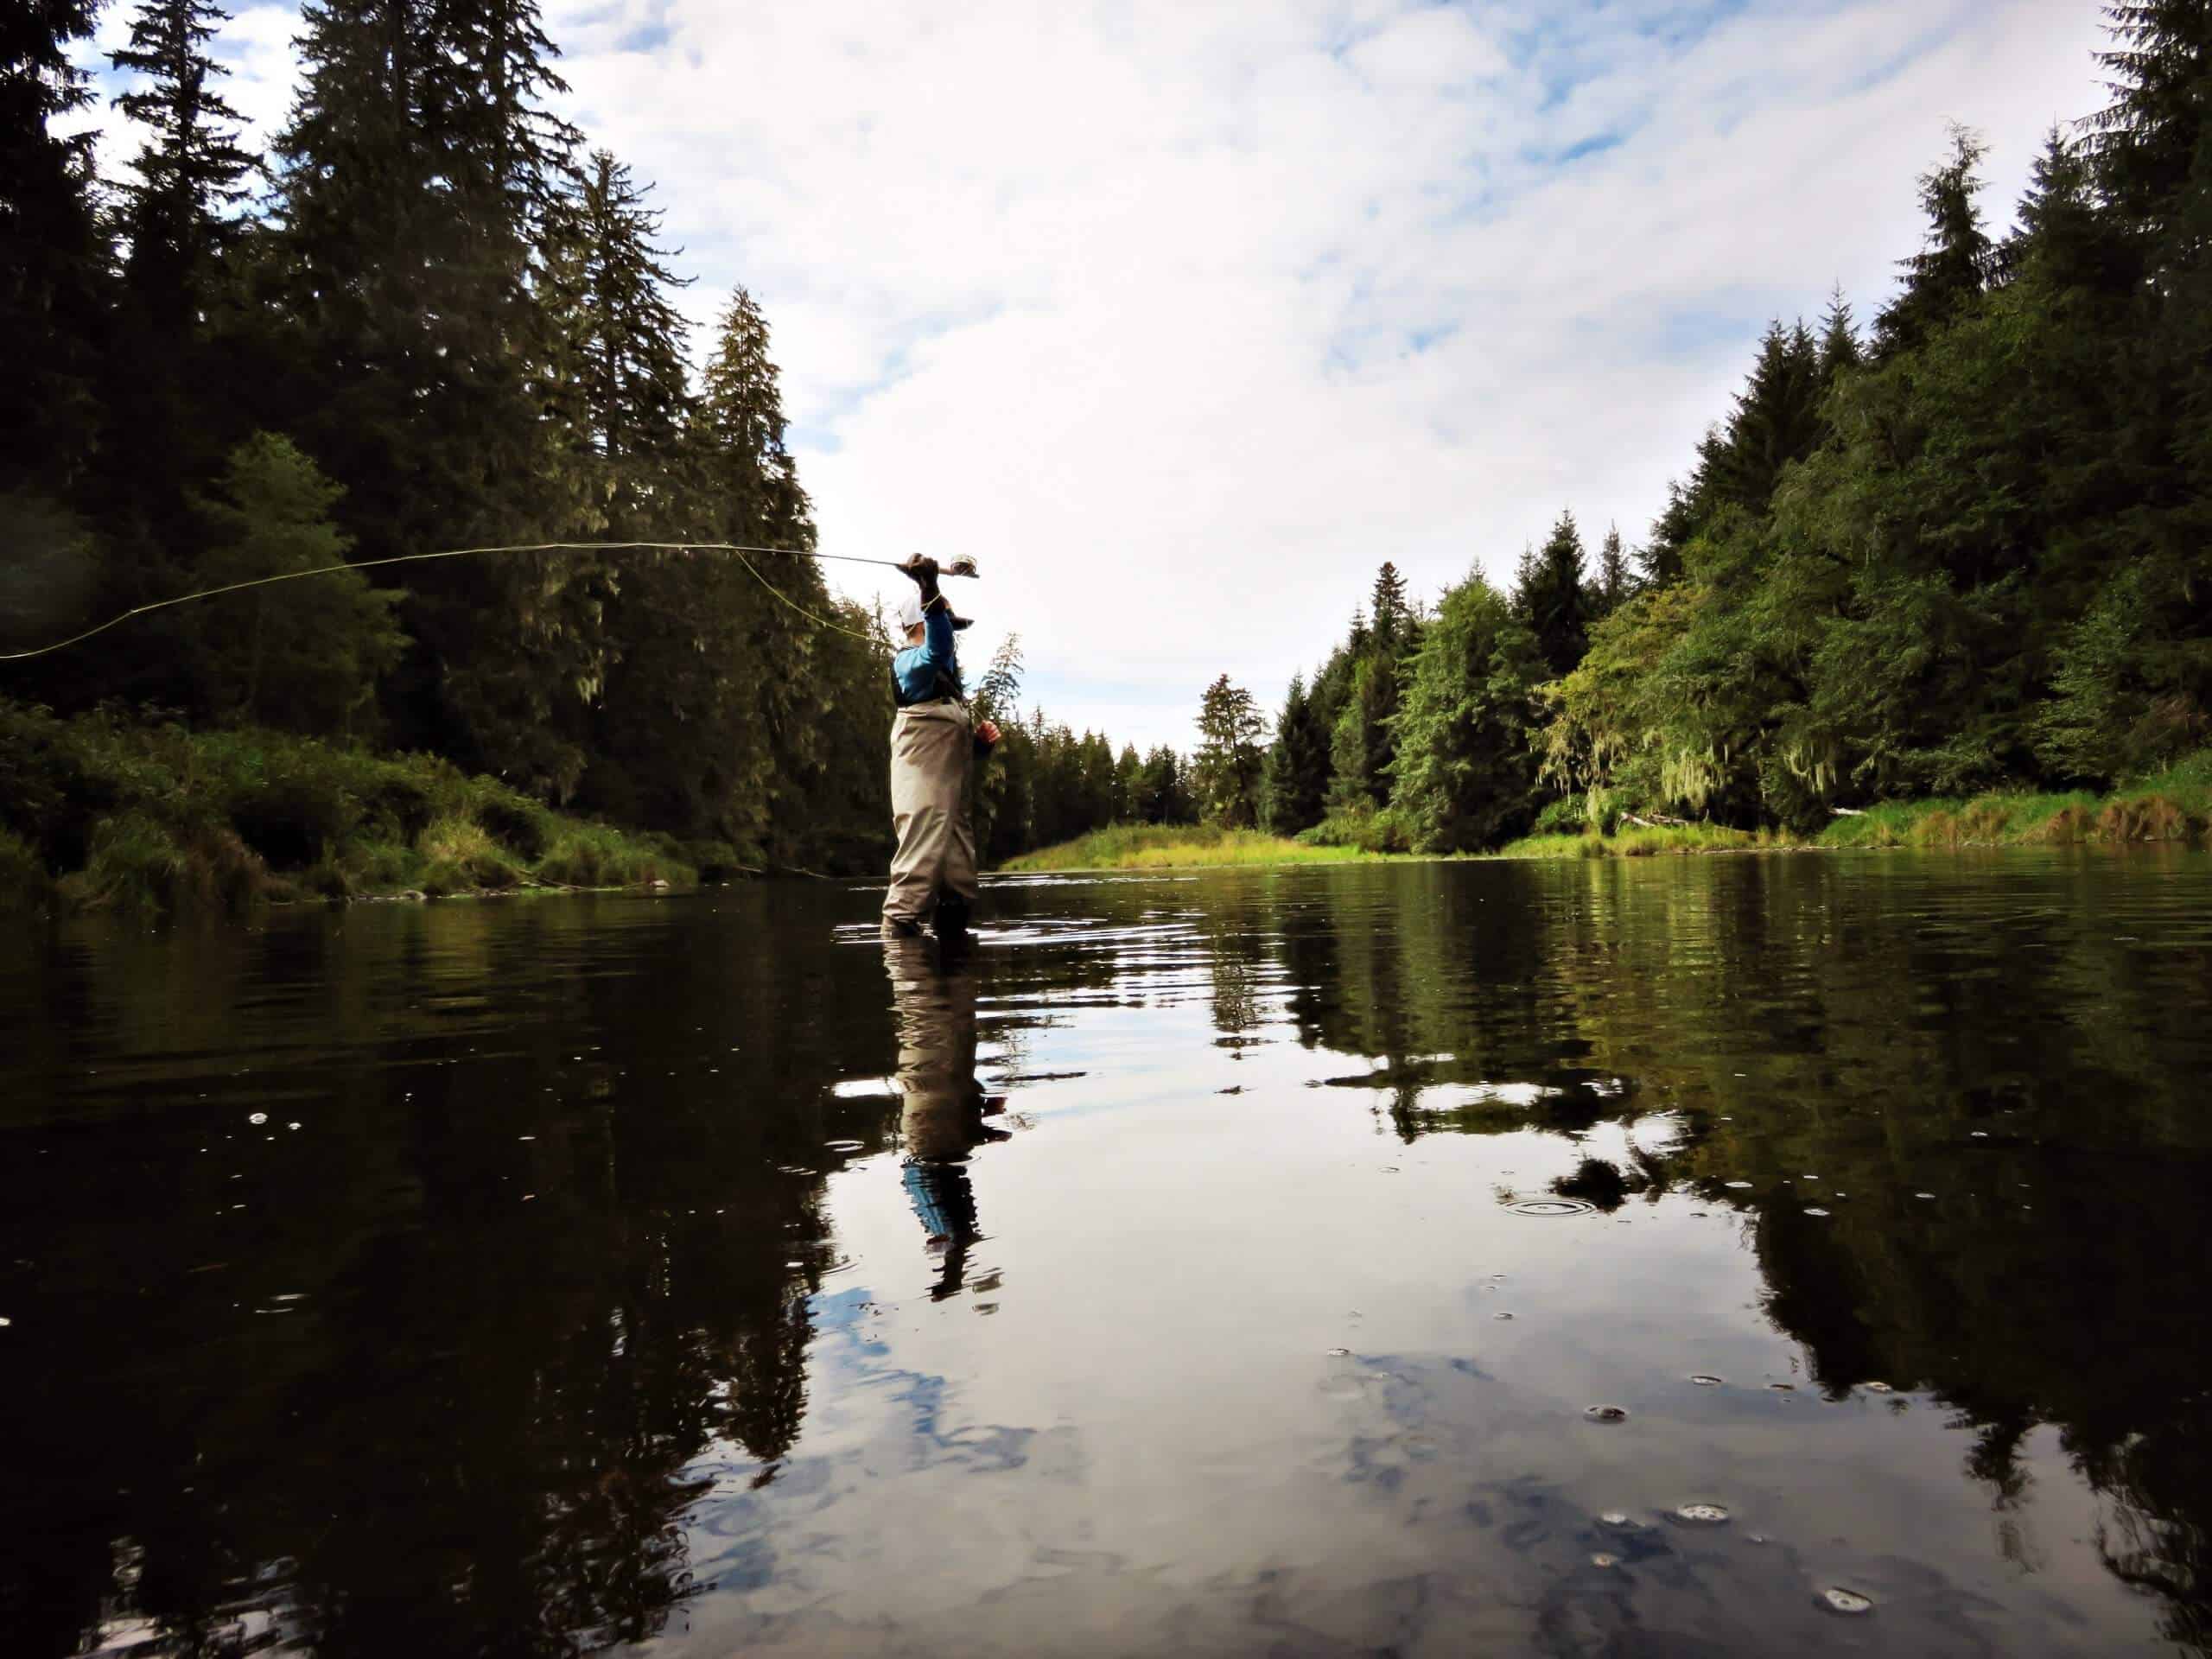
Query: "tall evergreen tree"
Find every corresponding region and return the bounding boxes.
[2085,0,2212,274]
[1872,124,1996,359]
[1705,321,1826,512]
[271,0,594,792]
[109,0,255,328]
[1592,524,1632,615]
[1262,672,1330,833]
[2,0,111,496]
[1517,511,1592,678]
[2005,127,2115,292]
[1818,287,1862,380]
[1193,675,1267,828]
[1370,560,1411,650]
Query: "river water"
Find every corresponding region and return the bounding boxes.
[3,851,2209,1657]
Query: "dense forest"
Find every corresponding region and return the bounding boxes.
[0,0,1173,887]
[6,0,2208,891]
[1230,1,2210,852]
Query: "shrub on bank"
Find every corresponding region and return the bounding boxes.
[0,701,696,913]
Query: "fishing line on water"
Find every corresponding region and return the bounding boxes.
[0,540,921,662]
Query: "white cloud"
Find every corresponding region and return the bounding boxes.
[77,0,2111,752]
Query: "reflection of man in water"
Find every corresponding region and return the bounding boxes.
[884,936,1007,1300]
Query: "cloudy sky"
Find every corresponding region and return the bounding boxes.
[73,0,2107,752]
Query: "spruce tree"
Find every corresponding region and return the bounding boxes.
[109,0,255,328]
[1592,524,1632,615]
[1370,560,1410,650]
[1818,287,1862,380]
[2084,0,2212,273]
[1872,124,1996,359]
[1194,676,1267,828]
[272,0,594,792]
[1262,673,1330,833]
[1520,511,1592,678]
[1705,321,1826,513]
[2006,127,2113,291]
[1,0,110,496]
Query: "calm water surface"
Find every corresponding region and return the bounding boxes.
[3,852,2210,1657]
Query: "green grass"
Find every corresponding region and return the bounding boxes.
[1817,753,2212,849]
[0,700,696,915]
[1493,823,1772,860]
[999,823,1371,873]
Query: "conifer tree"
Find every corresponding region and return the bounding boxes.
[1370,560,1411,650]
[1518,511,1592,678]
[1872,124,1995,359]
[1592,524,1632,615]
[1818,288,1862,380]
[1194,676,1267,828]
[109,0,255,328]
[2084,0,2212,273]
[2,0,110,496]
[1704,321,1826,513]
[271,0,596,792]
[2006,127,2113,291]
[1262,673,1330,833]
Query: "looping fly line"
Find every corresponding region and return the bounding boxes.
[0,541,908,662]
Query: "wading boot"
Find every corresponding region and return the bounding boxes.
[934,893,973,938]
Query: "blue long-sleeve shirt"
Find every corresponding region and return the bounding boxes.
[892,599,960,707]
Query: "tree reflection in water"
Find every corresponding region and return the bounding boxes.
[0,856,2207,1654]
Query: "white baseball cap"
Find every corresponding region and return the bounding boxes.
[898,594,973,633]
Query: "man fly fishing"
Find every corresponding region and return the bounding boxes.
[884,554,999,937]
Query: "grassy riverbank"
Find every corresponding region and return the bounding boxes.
[1007,753,2212,872]
[998,823,1369,873]
[0,703,720,914]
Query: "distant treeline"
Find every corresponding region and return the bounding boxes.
[2,0,1173,877]
[1207,2,2209,852]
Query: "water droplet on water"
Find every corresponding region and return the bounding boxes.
[247,1113,267,1126]
[1675,1503,1730,1525]
[1689,1374,1725,1387]
[1820,1587,1874,1616]
[1590,1553,1619,1568]
[1584,1404,1630,1423]
[1506,1198,1597,1217]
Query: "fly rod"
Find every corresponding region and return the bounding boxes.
[0,542,982,664]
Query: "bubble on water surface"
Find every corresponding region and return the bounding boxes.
[1675,1503,1730,1525]
[1591,1553,1620,1568]
[823,1140,866,1154]
[1326,1347,1351,1357]
[1915,1192,1936,1199]
[1859,1381,1894,1393]
[1598,1510,1644,1530]
[1768,1382,1796,1392]
[1505,1198,1597,1217]
[1584,1405,1630,1422]
[247,1113,267,1126]
[1689,1374,1725,1387]
[1493,1312,1516,1321]
[1725,1181,1753,1190]
[1820,1587,1874,1616]
[1804,1207,1830,1217]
